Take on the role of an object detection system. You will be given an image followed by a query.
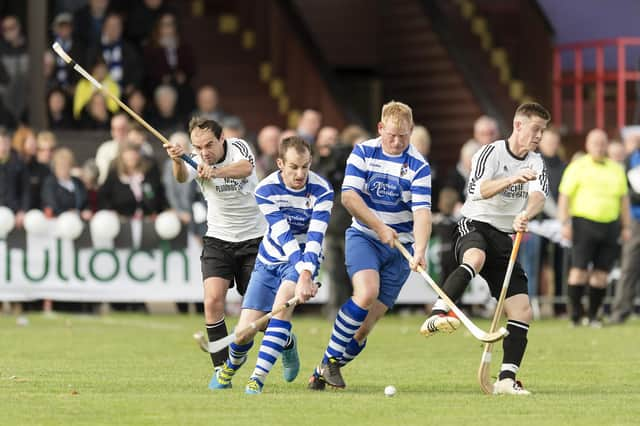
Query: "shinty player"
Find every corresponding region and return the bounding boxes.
[165,117,267,389]
[421,102,550,395]
[209,136,333,394]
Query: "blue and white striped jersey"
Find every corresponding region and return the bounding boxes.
[255,170,334,276]
[342,137,431,243]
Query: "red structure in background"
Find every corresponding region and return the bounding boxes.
[553,38,640,132]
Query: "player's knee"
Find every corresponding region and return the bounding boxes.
[204,294,225,313]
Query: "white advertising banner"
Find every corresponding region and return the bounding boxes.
[0,236,491,306]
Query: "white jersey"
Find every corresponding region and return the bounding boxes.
[461,140,548,233]
[186,137,267,242]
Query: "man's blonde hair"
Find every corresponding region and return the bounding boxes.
[381,101,413,127]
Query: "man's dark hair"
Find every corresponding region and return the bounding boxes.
[279,135,311,160]
[188,117,223,139]
[515,102,551,122]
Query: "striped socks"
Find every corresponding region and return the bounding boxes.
[206,318,228,367]
[499,319,529,381]
[250,318,291,385]
[322,298,368,365]
[227,340,254,370]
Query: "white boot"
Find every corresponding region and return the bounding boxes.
[493,378,531,395]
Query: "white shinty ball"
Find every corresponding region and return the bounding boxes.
[55,211,84,240]
[23,209,49,236]
[155,210,182,240]
[384,385,396,397]
[0,206,15,238]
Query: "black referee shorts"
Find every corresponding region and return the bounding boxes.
[454,218,528,299]
[570,217,620,272]
[200,236,262,296]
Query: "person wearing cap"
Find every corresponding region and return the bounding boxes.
[610,126,640,324]
[51,12,86,93]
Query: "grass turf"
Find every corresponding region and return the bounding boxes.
[1,312,639,425]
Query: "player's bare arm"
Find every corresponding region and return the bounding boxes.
[342,189,397,245]
[411,208,431,271]
[211,159,254,179]
[479,168,537,199]
[295,270,316,303]
[166,143,188,182]
[513,191,545,232]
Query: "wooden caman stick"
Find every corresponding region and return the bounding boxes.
[477,231,524,394]
[51,42,197,170]
[394,240,508,344]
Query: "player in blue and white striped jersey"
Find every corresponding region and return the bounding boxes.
[308,101,432,390]
[209,136,333,394]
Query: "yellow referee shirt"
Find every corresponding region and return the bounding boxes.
[558,155,628,223]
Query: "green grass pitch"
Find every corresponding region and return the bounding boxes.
[1,312,639,425]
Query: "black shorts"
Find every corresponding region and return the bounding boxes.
[200,236,262,296]
[570,217,620,271]
[454,218,528,299]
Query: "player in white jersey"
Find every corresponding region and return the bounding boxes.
[209,136,333,394]
[165,117,266,389]
[308,101,432,390]
[422,103,550,396]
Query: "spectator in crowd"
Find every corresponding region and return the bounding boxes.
[443,139,480,207]
[125,88,149,119]
[47,88,75,129]
[472,115,500,146]
[148,84,183,134]
[97,141,167,217]
[162,131,192,225]
[607,139,627,164]
[78,91,112,130]
[87,12,142,97]
[95,113,130,184]
[73,56,120,119]
[537,127,567,315]
[79,158,100,213]
[13,127,51,211]
[50,12,84,95]
[558,129,631,327]
[72,0,110,51]
[610,127,640,324]
[0,15,29,124]
[126,123,154,158]
[339,124,369,146]
[0,126,28,226]
[314,126,338,159]
[411,125,439,210]
[36,130,57,166]
[41,147,90,219]
[296,109,322,144]
[255,125,280,179]
[221,115,245,140]
[143,12,195,115]
[192,85,225,122]
[126,0,172,47]
[312,126,352,319]
[431,187,460,282]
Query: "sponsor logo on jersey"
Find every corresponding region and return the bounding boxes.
[367,172,401,206]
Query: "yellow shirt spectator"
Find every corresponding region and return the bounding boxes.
[73,77,120,119]
[559,154,627,223]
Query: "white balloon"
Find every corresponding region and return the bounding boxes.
[192,201,207,224]
[23,209,49,236]
[55,211,84,240]
[0,206,15,238]
[90,210,121,244]
[155,211,182,240]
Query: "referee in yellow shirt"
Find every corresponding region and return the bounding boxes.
[558,129,631,327]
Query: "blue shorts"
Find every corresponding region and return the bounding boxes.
[345,227,413,309]
[241,259,300,312]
